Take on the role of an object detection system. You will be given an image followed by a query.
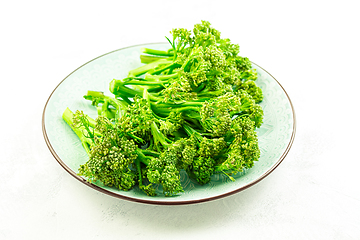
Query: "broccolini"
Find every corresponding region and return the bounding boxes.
[63,20,264,197]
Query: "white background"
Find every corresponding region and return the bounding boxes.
[1,0,359,239]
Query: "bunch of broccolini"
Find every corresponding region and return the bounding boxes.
[63,20,264,197]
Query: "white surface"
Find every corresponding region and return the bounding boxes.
[1,0,359,239]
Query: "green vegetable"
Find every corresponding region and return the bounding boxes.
[62,20,264,197]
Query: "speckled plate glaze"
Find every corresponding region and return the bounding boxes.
[42,43,296,205]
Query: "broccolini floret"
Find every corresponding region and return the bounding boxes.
[215,116,261,175]
[62,108,138,191]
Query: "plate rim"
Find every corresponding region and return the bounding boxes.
[42,42,296,205]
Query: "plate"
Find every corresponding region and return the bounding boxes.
[42,43,296,205]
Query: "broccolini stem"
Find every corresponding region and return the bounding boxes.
[173,106,200,113]
[150,62,181,75]
[62,108,93,156]
[152,101,203,108]
[109,80,144,98]
[182,124,202,142]
[140,149,161,158]
[141,47,174,57]
[135,157,144,184]
[197,90,224,98]
[135,148,152,166]
[219,170,235,181]
[116,94,133,105]
[96,99,114,119]
[151,104,200,116]
[109,79,164,102]
[193,82,206,93]
[128,58,173,77]
[117,77,170,94]
[84,90,129,119]
[119,78,170,86]
[144,72,178,81]
[140,55,171,64]
[150,122,172,147]
[182,115,203,129]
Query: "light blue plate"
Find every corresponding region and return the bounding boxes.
[42,43,296,205]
